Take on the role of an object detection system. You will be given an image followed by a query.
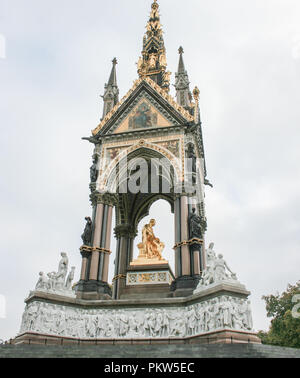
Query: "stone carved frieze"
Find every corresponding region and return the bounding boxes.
[19,295,253,339]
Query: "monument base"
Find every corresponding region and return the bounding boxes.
[121,262,175,299]
[130,255,169,266]
[75,279,112,300]
[15,282,260,346]
[13,328,261,346]
[170,275,201,297]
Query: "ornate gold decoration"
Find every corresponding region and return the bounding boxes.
[126,270,173,285]
[136,0,168,84]
[79,245,112,254]
[130,219,168,266]
[92,77,194,136]
[80,245,93,252]
[139,273,155,282]
[92,247,112,255]
[112,274,126,281]
[97,134,184,191]
[173,238,203,250]
[99,137,183,190]
[155,139,180,157]
[193,86,200,102]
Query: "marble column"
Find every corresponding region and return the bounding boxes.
[80,251,89,280]
[180,195,191,276]
[171,193,200,296]
[174,196,182,278]
[193,248,201,276]
[112,237,121,299]
[101,205,113,283]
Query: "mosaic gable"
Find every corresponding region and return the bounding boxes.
[128,101,157,130]
[113,98,173,134]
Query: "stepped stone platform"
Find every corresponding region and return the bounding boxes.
[1,343,300,358]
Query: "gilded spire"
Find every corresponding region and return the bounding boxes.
[137,1,171,91]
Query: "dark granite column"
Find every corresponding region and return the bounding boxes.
[112,224,136,300]
[76,192,116,299]
[173,195,182,278]
[171,193,201,297]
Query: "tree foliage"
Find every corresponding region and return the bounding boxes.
[258,281,300,348]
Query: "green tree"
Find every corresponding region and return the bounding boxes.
[258,281,300,348]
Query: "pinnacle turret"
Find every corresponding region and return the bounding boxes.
[175,47,192,108]
[101,58,119,119]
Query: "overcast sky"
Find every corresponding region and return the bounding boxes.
[0,0,299,341]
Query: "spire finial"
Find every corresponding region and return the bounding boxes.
[101,58,119,119]
[193,86,200,123]
[108,57,118,86]
[175,47,192,107]
[193,86,200,102]
[136,0,169,91]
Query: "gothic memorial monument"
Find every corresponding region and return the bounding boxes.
[15,1,261,345]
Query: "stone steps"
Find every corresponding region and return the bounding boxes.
[1,344,300,358]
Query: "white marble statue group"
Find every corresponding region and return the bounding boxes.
[20,241,255,340]
[19,294,253,339]
[34,252,75,296]
[194,243,241,292]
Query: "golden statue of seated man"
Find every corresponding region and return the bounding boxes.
[138,219,165,260]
